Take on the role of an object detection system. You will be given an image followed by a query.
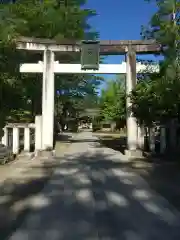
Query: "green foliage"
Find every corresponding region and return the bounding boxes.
[131,71,180,125]
[0,0,101,133]
[99,75,126,125]
[142,0,180,70]
[130,0,180,126]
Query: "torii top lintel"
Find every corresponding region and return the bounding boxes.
[16,37,161,55]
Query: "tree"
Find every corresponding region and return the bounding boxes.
[99,75,126,128]
[130,0,180,127]
[142,0,179,75]
[0,0,101,134]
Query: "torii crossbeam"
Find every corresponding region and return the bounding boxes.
[20,62,159,74]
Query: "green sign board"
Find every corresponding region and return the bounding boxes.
[81,40,100,70]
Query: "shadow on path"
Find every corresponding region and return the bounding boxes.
[98,135,127,154]
[6,141,180,240]
[95,133,180,214]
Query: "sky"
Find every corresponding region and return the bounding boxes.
[84,0,159,90]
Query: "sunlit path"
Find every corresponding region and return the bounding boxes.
[8,131,180,240]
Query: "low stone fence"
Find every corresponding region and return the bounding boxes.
[138,121,180,155]
[0,115,42,164]
[2,122,35,154]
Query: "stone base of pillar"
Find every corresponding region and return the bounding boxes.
[18,151,34,158]
[35,150,54,159]
[125,149,143,159]
[17,152,34,161]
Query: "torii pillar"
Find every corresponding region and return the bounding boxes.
[125,48,142,157]
[42,49,55,150]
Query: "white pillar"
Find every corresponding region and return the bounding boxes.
[42,49,55,150]
[126,49,138,151]
[137,126,144,150]
[160,127,166,154]
[13,127,19,154]
[149,128,155,153]
[24,127,30,152]
[2,127,8,146]
[35,115,42,151]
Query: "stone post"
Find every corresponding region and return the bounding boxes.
[2,127,8,146]
[42,49,55,150]
[13,127,19,154]
[149,128,155,153]
[125,48,140,157]
[160,127,166,154]
[137,126,144,150]
[24,127,30,152]
[35,115,42,151]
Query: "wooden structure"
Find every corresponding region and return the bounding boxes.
[17,37,161,54]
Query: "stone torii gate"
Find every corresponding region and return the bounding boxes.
[17,37,160,156]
